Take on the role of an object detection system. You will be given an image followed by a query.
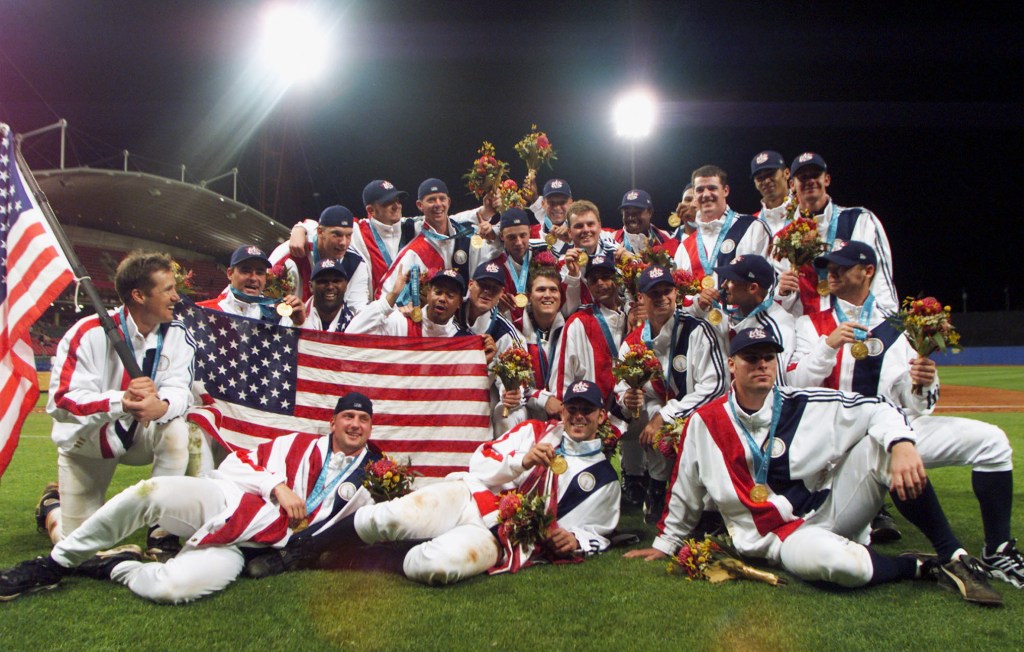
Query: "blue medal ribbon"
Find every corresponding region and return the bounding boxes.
[304,444,360,514]
[833,293,875,343]
[369,221,394,268]
[555,435,603,459]
[695,208,737,275]
[815,203,842,284]
[728,385,783,488]
[643,312,681,395]
[504,252,531,295]
[421,220,475,243]
[592,305,620,358]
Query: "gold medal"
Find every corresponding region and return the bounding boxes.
[850,341,869,360]
[707,309,722,326]
[668,213,681,228]
[749,484,769,503]
[817,279,831,296]
[471,234,485,249]
[290,518,309,533]
[577,251,588,267]
[514,293,529,308]
[276,302,293,317]
[411,306,422,323]
[700,276,716,290]
[544,233,557,246]
[549,455,568,475]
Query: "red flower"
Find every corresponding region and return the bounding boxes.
[498,492,523,520]
[914,297,943,315]
[537,135,550,149]
[533,251,558,268]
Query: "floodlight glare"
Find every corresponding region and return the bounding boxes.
[258,3,330,85]
[612,90,656,139]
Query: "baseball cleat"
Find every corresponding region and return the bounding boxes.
[76,545,144,581]
[937,554,1003,606]
[869,507,902,544]
[145,526,182,563]
[244,548,313,579]
[981,539,1024,589]
[898,551,940,580]
[621,475,646,509]
[34,483,60,533]
[0,556,68,602]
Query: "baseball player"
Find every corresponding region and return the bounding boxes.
[299,259,355,332]
[750,150,794,233]
[346,268,476,340]
[612,189,680,259]
[196,245,305,325]
[775,152,897,319]
[528,178,574,257]
[1,393,381,604]
[616,265,728,521]
[788,241,1024,588]
[246,380,620,586]
[558,200,620,314]
[669,183,697,240]
[674,164,772,317]
[626,328,1002,605]
[351,179,422,298]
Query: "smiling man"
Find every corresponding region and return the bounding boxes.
[300,259,355,332]
[197,245,305,326]
[346,268,476,341]
[529,178,574,256]
[35,252,202,560]
[612,189,679,258]
[750,150,793,235]
[626,328,1003,605]
[2,393,381,604]
[246,380,620,586]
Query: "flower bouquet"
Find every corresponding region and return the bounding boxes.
[363,454,418,502]
[171,260,196,296]
[496,490,554,548]
[672,269,703,308]
[612,343,663,418]
[886,296,962,393]
[771,216,828,268]
[652,416,686,459]
[667,535,786,585]
[617,256,647,298]
[498,178,526,209]
[494,347,534,416]
[597,417,622,457]
[640,245,675,271]
[264,263,295,300]
[464,141,509,201]
[514,124,557,189]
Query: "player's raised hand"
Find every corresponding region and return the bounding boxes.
[523,442,556,470]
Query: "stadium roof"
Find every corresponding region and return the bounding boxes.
[33,167,290,260]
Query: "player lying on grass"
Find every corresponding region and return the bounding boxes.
[245,380,620,585]
[626,327,1004,606]
[0,394,381,604]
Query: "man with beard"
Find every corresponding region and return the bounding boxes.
[300,259,355,332]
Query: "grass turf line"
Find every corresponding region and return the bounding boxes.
[1,403,1022,649]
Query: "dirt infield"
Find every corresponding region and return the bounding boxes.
[936,385,1024,412]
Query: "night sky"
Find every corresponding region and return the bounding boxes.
[2,2,1021,311]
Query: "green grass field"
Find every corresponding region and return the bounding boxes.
[940,366,1024,392]
[2,380,1023,651]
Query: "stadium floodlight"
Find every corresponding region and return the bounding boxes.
[257,3,330,85]
[612,89,656,139]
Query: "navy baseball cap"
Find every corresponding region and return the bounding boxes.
[619,189,653,211]
[335,391,372,416]
[311,258,349,282]
[418,178,449,200]
[229,245,270,268]
[730,327,785,356]
[790,152,828,176]
[472,260,506,286]
[319,205,355,228]
[750,150,786,177]
[584,254,617,278]
[714,255,775,288]
[637,265,675,294]
[427,268,467,295]
[813,241,877,269]
[362,179,407,206]
[498,208,531,231]
[543,178,572,198]
[563,379,604,408]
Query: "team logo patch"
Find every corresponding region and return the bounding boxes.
[648,267,664,279]
[672,354,687,373]
[321,259,336,268]
[571,381,591,393]
[442,269,459,279]
[720,239,735,254]
[382,181,394,189]
[247,246,263,256]
[749,327,767,340]
[593,256,606,265]
[158,354,170,372]
[578,472,596,492]
[551,180,564,189]
[339,482,357,501]
[755,152,769,164]
[486,263,500,273]
[798,152,813,163]
[626,191,639,201]
[770,439,787,459]
[453,251,468,265]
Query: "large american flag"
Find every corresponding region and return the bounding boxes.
[179,303,494,481]
[0,124,74,478]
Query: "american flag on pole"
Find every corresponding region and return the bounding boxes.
[179,303,494,482]
[0,124,74,478]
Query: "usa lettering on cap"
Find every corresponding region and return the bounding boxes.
[649,267,663,278]
[572,381,589,393]
[756,152,769,164]
[551,180,563,188]
[382,181,394,189]
[626,191,639,200]
[486,263,499,272]
[247,246,262,255]
[750,327,767,339]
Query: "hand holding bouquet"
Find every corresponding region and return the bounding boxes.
[494,347,534,416]
[613,343,663,418]
[363,455,417,502]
